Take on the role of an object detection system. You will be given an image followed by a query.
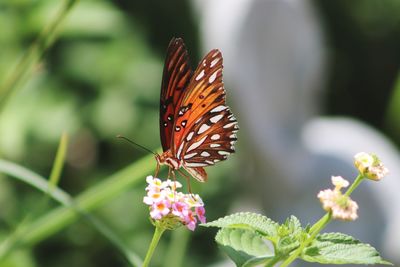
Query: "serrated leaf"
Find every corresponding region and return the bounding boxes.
[203,212,278,237]
[286,216,302,236]
[278,235,300,255]
[301,232,392,265]
[216,228,274,267]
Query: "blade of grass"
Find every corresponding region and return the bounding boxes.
[0,133,69,259]
[0,153,154,244]
[48,132,68,191]
[0,156,153,266]
[0,0,80,108]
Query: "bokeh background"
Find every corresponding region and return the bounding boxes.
[0,0,400,266]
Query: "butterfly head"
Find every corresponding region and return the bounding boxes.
[155,150,182,170]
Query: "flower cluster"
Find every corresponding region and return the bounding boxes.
[143,176,206,231]
[354,152,389,181]
[318,176,358,221]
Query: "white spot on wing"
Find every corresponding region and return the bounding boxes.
[210,114,223,123]
[187,135,207,152]
[176,142,185,159]
[211,105,226,113]
[200,151,210,157]
[195,117,203,124]
[186,132,194,141]
[212,51,219,58]
[205,160,214,165]
[210,58,220,68]
[195,70,205,81]
[230,134,236,139]
[198,124,210,134]
[210,144,221,148]
[223,122,236,129]
[218,151,230,155]
[211,134,220,140]
[209,70,218,83]
[185,162,208,167]
[184,152,197,160]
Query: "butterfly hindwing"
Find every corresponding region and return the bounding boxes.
[160,38,192,151]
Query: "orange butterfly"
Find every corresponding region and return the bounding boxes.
[155,38,238,182]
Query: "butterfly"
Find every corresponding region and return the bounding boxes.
[155,37,238,182]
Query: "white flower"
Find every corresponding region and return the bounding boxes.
[331,176,349,189]
[318,176,358,221]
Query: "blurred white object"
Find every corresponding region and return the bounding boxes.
[193,0,399,264]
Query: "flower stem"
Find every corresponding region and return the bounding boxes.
[344,174,364,197]
[280,174,365,266]
[142,225,166,267]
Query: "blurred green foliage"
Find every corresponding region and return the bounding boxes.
[0,1,237,266]
[0,0,400,266]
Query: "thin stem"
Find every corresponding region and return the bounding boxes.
[344,174,364,197]
[264,255,283,267]
[142,225,166,267]
[309,212,330,234]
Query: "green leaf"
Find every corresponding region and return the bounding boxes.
[215,228,274,267]
[301,232,393,265]
[285,216,302,236]
[202,212,278,237]
[276,216,303,254]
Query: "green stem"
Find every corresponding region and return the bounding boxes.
[0,0,80,107]
[264,255,283,267]
[142,225,165,267]
[344,174,364,197]
[280,213,332,267]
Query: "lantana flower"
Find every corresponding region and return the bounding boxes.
[143,176,206,231]
[318,176,358,221]
[354,152,389,181]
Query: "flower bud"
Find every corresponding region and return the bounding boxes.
[354,152,389,181]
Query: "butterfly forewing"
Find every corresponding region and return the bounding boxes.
[171,49,238,170]
[160,38,192,151]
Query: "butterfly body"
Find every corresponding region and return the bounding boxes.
[157,37,238,182]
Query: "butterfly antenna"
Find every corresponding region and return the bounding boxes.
[116,135,157,156]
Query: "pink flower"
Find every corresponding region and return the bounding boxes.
[143,176,206,230]
[150,199,171,220]
[195,206,206,224]
[172,201,189,218]
[184,211,197,231]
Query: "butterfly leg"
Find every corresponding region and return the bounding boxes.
[177,169,193,195]
[154,162,160,178]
